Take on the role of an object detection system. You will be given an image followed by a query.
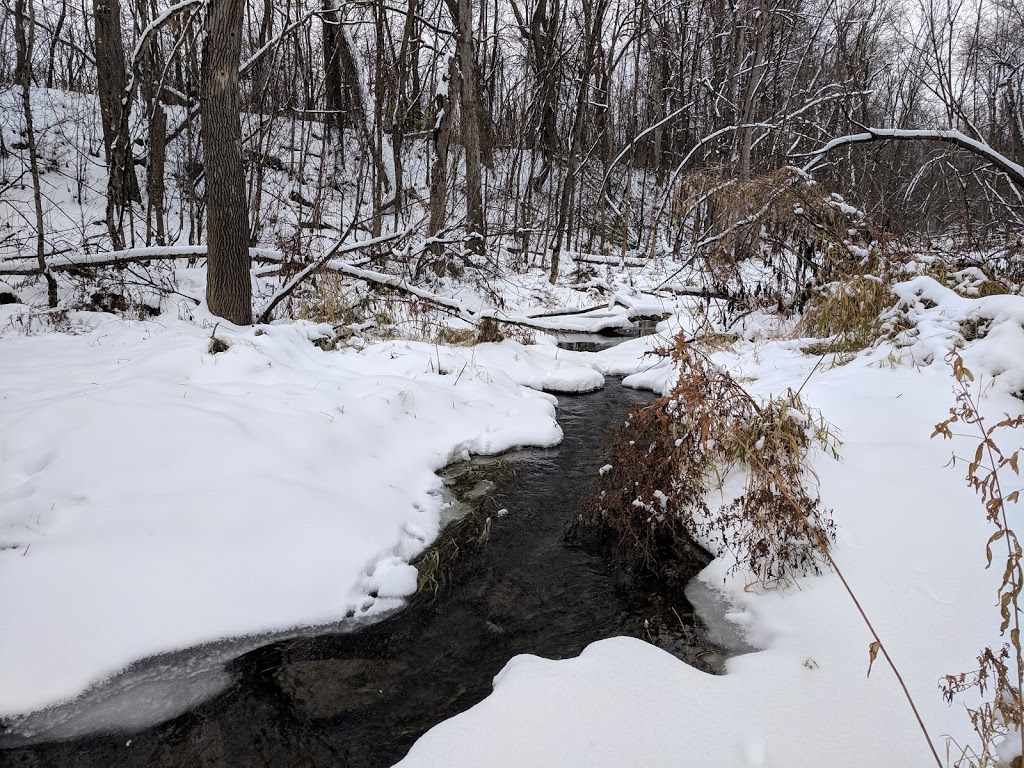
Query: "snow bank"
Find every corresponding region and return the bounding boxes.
[399,278,1024,767]
[0,311,563,717]
[469,340,605,394]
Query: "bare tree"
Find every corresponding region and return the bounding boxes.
[14,0,57,307]
[445,0,487,257]
[134,0,167,245]
[93,0,141,249]
[548,0,609,283]
[201,0,251,324]
[427,52,459,273]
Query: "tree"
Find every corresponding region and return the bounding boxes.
[807,127,1024,191]
[445,0,487,258]
[14,0,57,307]
[201,0,251,324]
[93,0,141,249]
[134,0,168,246]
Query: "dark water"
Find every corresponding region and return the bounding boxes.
[1,381,719,768]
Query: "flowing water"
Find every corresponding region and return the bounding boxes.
[1,377,724,768]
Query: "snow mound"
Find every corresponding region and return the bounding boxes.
[469,340,605,393]
[0,314,562,717]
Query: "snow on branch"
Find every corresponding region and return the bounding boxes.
[128,0,203,79]
[256,227,414,323]
[804,128,1024,190]
[0,246,287,275]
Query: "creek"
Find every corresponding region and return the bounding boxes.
[1,376,725,768]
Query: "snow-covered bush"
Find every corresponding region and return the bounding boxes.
[572,335,839,587]
[797,274,897,354]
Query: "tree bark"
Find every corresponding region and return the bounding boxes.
[15,0,58,307]
[736,0,771,182]
[427,54,459,275]
[93,0,140,249]
[201,0,252,325]
[137,0,167,245]
[445,0,486,258]
[549,0,608,284]
[511,0,561,188]
[322,0,349,133]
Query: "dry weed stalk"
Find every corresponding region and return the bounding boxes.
[574,336,838,586]
[576,334,946,766]
[934,353,1024,767]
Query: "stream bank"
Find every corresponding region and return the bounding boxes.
[1,379,723,768]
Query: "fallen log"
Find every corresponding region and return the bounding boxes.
[0,245,287,275]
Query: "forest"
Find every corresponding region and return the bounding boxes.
[1,0,1024,766]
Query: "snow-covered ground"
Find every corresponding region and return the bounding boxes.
[0,295,621,717]
[2,268,1022,765]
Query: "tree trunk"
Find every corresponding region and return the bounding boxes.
[390,0,422,224]
[46,0,68,89]
[511,0,561,188]
[322,0,350,134]
[445,0,486,258]
[138,0,167,245]
[15,0,57,307]
[736,0,771,182]
[549,0,608,284]
[93,0,140,250]
[426,54,459,276]
[201,0,252,325]
[323,1,397,202]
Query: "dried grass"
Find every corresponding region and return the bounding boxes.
[796,275,896,353]
[571,336,839,587]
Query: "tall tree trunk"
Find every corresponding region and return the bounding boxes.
[137,0,166,245]
[736,0,771,182]
[427,53,459,275]
[322,0,349,134]
[390,0,422,223]
[549,0,608,284]
[511,0,560,187]
[201,0,251,325]
[323,1,397,201]
[445,0,486,258]
[15,0,57,307]
[46,0,68,89]
[93,0,140,249]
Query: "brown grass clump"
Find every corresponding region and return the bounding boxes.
[571,336,839,587]
[294,272,361,325]
[796,275,896,353]
[434,326,477,346]
[475,318,504,344]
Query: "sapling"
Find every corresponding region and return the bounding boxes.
[934,352,1024,768]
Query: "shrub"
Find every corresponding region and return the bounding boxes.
[796,274,896,353]
[572,336,839,587]
[935,353,1024,767]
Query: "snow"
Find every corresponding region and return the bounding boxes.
[0,308,563,717]
[398,279,1024,768]
[4,82,1023,765]
[470,340,606,393]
